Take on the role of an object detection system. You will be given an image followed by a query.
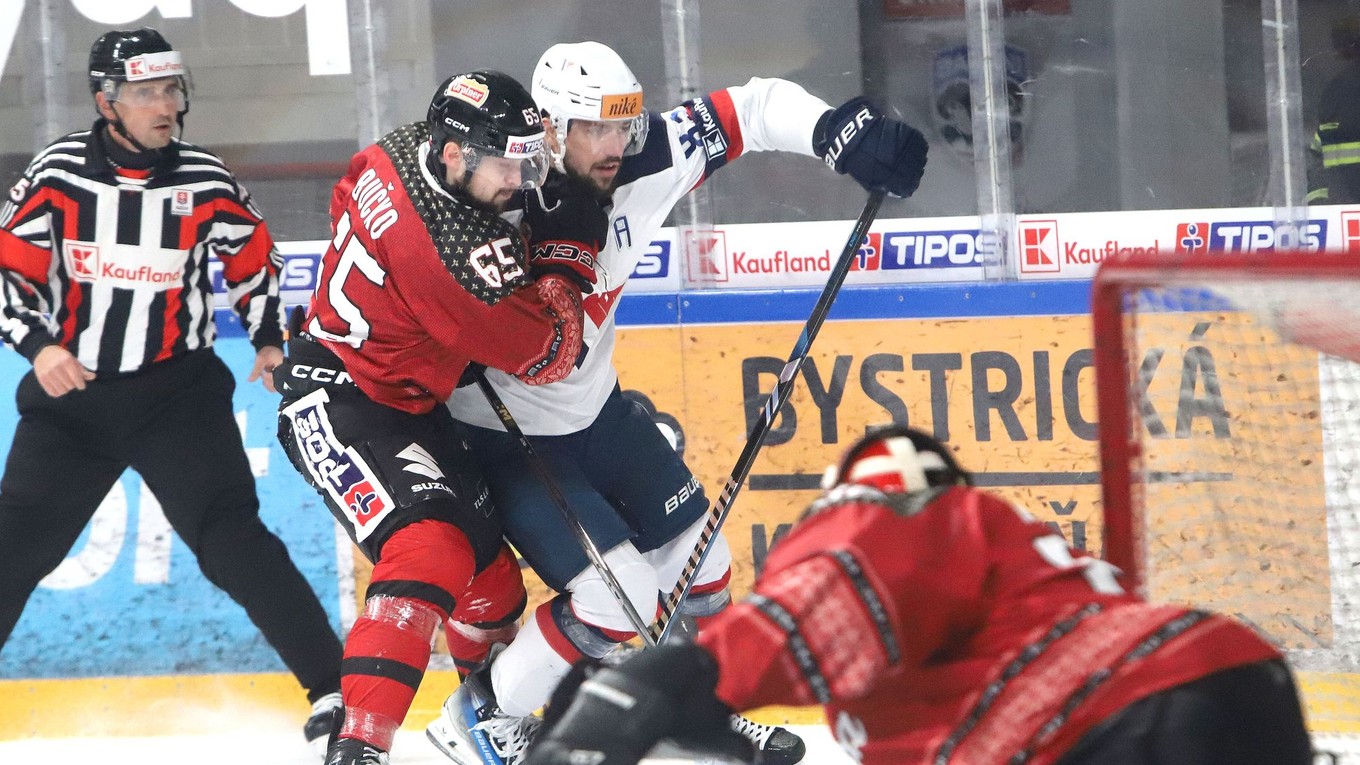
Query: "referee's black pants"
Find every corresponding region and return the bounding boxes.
[0,348,342,699]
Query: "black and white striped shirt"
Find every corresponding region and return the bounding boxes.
[0,121,282,375]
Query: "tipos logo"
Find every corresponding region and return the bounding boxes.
[343,480,389,526]
[1175,222,1209,253]
[850,232,883,271]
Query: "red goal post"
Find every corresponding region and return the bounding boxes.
[1092,249,1360,755]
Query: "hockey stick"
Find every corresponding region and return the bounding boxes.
[472,371,659,645]
[652,189,887,645]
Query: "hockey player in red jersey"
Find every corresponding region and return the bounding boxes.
[431,40,929,765]
[276,70,586,765]
[525,426,1314,765]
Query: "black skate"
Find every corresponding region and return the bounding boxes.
[324,737,388,765]
[305,691,345,757]
[729,714,806,765]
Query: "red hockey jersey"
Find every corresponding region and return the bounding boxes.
[306,122,581,413]
[699,486,1281,765]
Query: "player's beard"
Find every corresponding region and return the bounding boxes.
[565,158,621,201]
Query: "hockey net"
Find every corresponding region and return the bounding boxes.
[1093,250,1360,758]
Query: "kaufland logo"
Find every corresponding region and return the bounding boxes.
[688,230,728,282]
[124,52,185,81]
[64,242,99,279]
[1173,220,1326,252]
[1018,220,1060,273]
[732,249,832,274]
[1341,212,1360,253]
[63,240,186,288]
[1064,240,1162,264]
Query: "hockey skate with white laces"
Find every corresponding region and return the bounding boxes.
[324,737,388,765]
[306,691,345,756]
[728,713,806,765]
[663,617,805,765]
[427,649,541,765]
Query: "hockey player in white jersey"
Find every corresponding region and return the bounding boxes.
[428,40,928,765]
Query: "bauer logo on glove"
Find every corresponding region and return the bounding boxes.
[819,104,875,170]
[814,96,929,199]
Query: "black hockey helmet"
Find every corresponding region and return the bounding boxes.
[88,28,188,98]
[824,424,972,495]
[427,70,548,188]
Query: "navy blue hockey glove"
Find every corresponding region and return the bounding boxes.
[526,643,753,765]
[814,96,928,198]
[524,173,608,294]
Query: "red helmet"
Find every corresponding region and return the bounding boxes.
[825,425,971,495]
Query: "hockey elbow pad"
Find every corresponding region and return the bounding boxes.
[515,273,584,386]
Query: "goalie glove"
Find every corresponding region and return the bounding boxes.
[526,643,754,765]
[814,96,929,199]
[524,173,608,294]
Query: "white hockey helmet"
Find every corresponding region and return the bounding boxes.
[531,41,649,170]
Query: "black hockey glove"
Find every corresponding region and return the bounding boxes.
[814,96,929,199]
[524,172,609,294]
[456,361,487,389]
[526,643,754,765]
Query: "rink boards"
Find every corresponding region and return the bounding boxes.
[0,272,1356,753]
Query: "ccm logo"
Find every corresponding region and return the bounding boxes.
[290,364,354,386]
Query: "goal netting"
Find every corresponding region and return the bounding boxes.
[1092,250,1360,760]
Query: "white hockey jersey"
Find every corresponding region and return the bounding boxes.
[448,77,832,435]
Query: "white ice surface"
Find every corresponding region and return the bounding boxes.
[0,724,856,765]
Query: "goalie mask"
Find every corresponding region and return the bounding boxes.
[531,41,649,172]
[822,425,972,495]
[428,70,550,191]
